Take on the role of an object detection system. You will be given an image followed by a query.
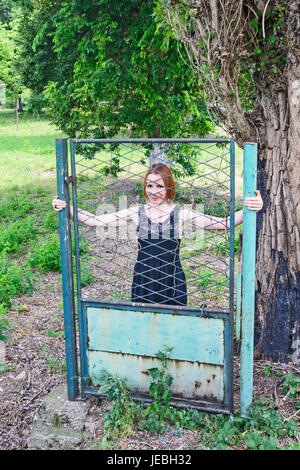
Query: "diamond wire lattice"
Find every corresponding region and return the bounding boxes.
[72,141,232,309]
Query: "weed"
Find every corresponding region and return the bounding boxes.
[38,344,67,375]
[0,253,35,308]
[195,398,298,450]
[0,216,38,254]
[0,193,35,221]
[96,359,299,450]
[27,234,61,272]
[195,268,227,291]
[0,363,14,374]
[46,329,64,339]
[242,430,278,450]
[98,370,139,438]
[282,371,300,400]
[140,346,175,433]
[42,211,59,231]
[214,226,242,256]
[0,303,9,341]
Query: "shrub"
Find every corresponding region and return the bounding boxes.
[0,216,38,254]
[0,303,9,341]
[0,254,34,308]
[27,234,61,272]
[0,193,35,221]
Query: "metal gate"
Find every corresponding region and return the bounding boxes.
[56,138,257,415]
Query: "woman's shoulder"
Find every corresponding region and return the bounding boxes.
[116,205,139,214]
[177,205,204,222]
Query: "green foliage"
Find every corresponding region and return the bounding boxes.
[141,346,174,433]
[194,397,298,450]
[0,253,34,308]
[0,0,15,24]
[97,356,299,449]
[0,362,14,373]
[0,192,35,221]
[0,185,93,341]
[24,92,47,116]
[194,267,227,290]
[14,1,61,94]
[0,215,38,254]
[214,225,242,256]
[25,231,93,277]
[0,302,9,340]
[282,371,300,404]
[27,233,61,272]
[155,0,291,115]
[16,0,213,140]
[41,210,59,232]
[98,370,138,438]
[0,20,20,94]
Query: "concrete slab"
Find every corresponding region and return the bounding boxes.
[27,384,92,450]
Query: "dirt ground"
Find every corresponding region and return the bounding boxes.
[0,271,299,450]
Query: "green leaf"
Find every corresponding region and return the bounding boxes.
[98,384,112,394]
[251,18,258,27]
[165,374,173,387]
[243,430,261,450]
[259,436,278,450]
[148,367,160,380]
[149,383,158,399]
[162,389,172,405]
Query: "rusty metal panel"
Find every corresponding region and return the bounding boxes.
[88,350,224,402]
[87,306,224,363]
[87,307,224,365]
[86,306,225,403]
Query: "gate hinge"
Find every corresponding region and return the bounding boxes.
[65,176,77,185]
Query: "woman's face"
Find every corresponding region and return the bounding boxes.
[145,173,167,205]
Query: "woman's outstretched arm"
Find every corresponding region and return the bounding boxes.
[181,190,263,231]
[52,196,138,227]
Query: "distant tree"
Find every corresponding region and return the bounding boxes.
[0,21,19,98]
[0,0,14,24]
[15,0,213,140]
[14,0,62,95]
[157,0,300,363]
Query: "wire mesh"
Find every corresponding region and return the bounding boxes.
[70,139,234,310]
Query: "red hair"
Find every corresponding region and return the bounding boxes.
[143,164,176,201]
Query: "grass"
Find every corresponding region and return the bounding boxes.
[0,110,66,319]
[0,109,64,191]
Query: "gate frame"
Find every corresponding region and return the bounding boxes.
[56,138,257,415]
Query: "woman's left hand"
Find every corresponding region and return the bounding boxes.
[244,190,263,211]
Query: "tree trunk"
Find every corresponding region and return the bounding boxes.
[250,42,300,363]
[162,0,300,363]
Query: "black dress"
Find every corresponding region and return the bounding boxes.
[131,205,187,306]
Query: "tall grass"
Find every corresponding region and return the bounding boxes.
[0,109,64,191]
[0,111,65,319]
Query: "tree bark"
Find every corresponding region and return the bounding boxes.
[254,108,300,362]
[252,8,300,363]
[162,0,300,363]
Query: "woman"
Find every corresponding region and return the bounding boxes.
[52,164,263,306]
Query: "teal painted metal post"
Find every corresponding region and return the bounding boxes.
[240,142,257,415]
[56,139,79,400]
[226,137,235,413]
[235,273,241,340]
[69,141,89,397]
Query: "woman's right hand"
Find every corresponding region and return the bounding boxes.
[52,195,66,212]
